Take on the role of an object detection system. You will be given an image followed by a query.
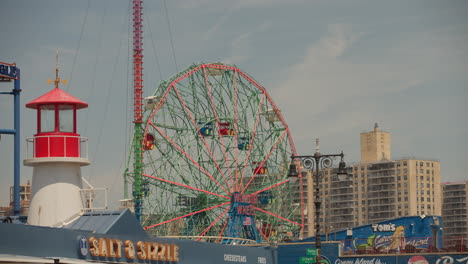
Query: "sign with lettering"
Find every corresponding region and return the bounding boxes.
[371,223,395,232]
[78,235,179,262]
[0,63,17,80]
[306,248,318,256]
[299,256,316,264]
[232,192,258,216]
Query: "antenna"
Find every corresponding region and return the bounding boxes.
[315,138,320,154]
[47,48,67,88]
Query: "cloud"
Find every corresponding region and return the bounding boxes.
[223,21,272,64]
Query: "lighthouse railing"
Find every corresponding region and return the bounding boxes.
[25,135,89,159]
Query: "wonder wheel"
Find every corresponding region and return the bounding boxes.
[134,63,304,242]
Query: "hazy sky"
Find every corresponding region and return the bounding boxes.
[1,0,467,208]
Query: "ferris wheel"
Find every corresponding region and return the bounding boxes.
[132,63,304,242]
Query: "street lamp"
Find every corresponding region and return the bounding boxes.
[288,139,348,263]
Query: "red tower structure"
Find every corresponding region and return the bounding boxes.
[132,0,144,221]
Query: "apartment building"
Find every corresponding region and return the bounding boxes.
[442,181,468,242]
[301,124,441,237]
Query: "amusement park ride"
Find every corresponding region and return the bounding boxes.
[124,62,304,242]
[122,0,305,243]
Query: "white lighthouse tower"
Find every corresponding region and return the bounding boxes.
[24,64,90,226]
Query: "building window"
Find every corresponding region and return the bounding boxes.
[59,104,74,132]
[40,105,55,133]
[420,162,424,166]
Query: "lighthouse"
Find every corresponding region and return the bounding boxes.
[24,64,90,226]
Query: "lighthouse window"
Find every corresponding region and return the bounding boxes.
[59,105,74,132]
[40,105,55,132]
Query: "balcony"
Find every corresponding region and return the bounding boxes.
[25,135,90,165]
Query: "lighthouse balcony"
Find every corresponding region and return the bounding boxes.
[25,135,90,165]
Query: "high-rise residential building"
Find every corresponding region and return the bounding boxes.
[360,123,391,163]
[442,181,468,244]
[299,125,441,237]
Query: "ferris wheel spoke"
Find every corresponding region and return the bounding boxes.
[251,206,303,227]
[149,121,231,195]
[241,126,287,193]
[239,94,266,189]
[171,84,231,190]
[247,179,290,196]
[237,70,299,155]
[202,66,233,183]
[255,225,270,242]
[144,201,230,230]
[232,70,240,188]
[196,207,230,241]
[142,173,230,199]
[216,218,230,242]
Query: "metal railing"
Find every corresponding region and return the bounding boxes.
[25,135,88,159]
[80,188,108,212]
[161,236,258,246]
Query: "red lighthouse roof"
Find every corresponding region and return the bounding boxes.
[26,87,88,109]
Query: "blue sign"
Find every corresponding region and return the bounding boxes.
[0,63,17,79]
[78,235,89,256]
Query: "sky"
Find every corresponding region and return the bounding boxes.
[1,0,467,208]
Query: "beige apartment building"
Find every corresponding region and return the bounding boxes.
[442,181,468,242]
[300,124,442,237]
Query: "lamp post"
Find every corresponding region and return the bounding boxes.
[288,139,348,263]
